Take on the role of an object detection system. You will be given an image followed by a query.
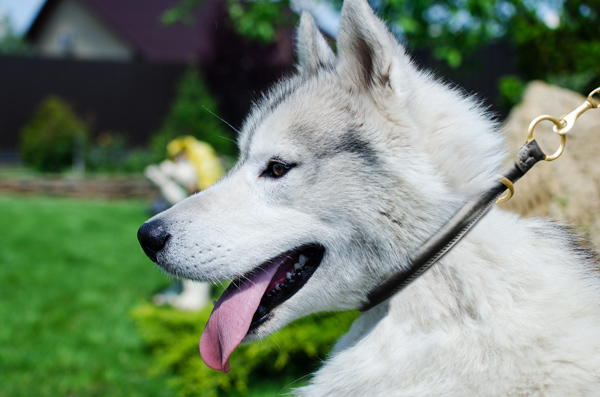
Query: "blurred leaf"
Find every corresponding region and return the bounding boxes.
[498,75,525,109]
[160,0,202,26]
[225,0,296,44]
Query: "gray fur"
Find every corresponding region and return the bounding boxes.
[333,130,378,166]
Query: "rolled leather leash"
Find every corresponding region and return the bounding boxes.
[360,139,547,312]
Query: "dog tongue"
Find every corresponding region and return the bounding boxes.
[200,265,278,373]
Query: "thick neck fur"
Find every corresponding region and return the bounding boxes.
[299,210,600,395]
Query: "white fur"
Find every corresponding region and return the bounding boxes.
[144,0,600,394]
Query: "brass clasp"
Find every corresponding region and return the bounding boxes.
[526,87,600,162]
[526,115,566,161]
[498,86,600,204]
[553,87,600,136]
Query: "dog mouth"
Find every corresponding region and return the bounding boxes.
[199,243,325,373]
[249,244,325,330]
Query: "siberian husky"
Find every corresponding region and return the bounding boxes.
[138,0,600,394]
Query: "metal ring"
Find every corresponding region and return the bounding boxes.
[544,134,567,161]
[526,115,567,162]
[496,176,514,204]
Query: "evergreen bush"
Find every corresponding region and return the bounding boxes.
[20,96,88,172]
[153,68,235,159]
[132,303,359,396]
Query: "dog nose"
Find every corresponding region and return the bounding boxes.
[137,220,170,262]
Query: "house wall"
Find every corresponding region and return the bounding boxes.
[34,0,133,61]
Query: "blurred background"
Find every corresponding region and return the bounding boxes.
[0,0,598,395]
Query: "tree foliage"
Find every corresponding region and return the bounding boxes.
[162,0,298,43]
[226,0,296,43]
[510,0,599,94]
[162,0,296,43]
[164,0,516,66]
[0,14,29,55]
[165,0,600,95]
[370,0,515,67]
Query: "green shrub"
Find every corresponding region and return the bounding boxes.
[87,132,156,173]
[132,303,359,396]
[20,96,88,172]
[122,148,159,173]
[152,68,235,159]
[87,132,128,172]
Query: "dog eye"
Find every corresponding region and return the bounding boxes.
[263,160,292,178]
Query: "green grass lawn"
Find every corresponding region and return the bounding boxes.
[0,194,173,396]
[0,194,358,396]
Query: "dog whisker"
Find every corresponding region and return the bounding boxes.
[202,105,241,135]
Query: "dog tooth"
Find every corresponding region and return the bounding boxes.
[275,283,281,289]
[299,254,308,266]
[294,262,301,270]
[212,300,217,306]
[286,272,292,279]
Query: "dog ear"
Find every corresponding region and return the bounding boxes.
[296,11,336,73]
[337,0,402,91]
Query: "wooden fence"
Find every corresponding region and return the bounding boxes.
[0,175,158,199]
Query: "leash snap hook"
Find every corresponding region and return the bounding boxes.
[525,87,599,162]
[554,88,599,136]
[526,115,566,161]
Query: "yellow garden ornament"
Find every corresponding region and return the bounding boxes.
[167,136,226,191]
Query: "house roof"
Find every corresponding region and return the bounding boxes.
[26,0,219,63]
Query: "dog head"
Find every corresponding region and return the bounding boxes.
[138,0,505,372]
